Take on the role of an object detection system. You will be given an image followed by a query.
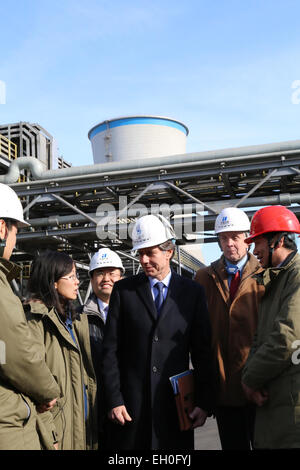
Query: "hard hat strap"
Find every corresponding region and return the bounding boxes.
[267,246,274,268]
[266,232,285,267]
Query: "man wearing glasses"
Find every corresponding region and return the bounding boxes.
[79,248,125,448]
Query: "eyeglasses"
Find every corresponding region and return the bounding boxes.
[60,273,80,282]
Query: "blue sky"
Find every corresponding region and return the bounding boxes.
[1,0,300,263]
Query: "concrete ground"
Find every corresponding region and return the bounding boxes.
[194,417,221,450]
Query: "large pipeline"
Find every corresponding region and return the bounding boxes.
[1,139,300,185]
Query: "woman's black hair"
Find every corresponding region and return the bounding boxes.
[27,250,77,320]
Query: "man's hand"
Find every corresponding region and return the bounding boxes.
[36,398,57,413]
[109,405,132,425]
[242,382,268,407]
[189,406,208,429]
[242,382,254,401]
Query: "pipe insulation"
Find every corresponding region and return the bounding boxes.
[1,139,300,185]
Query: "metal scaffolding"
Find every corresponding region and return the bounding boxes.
[1,136,300,296]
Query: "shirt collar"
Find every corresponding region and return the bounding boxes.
[97,297,109,313]
[276,250,297,268]
[225,254,248,275]
[148,270,172,289]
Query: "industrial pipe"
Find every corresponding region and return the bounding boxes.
[1,138,300,185]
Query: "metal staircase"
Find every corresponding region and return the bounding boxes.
[0,134,17,161]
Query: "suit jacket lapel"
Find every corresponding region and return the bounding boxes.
[158,271,183,322]
[136,271,184,322]
[136,272,157,321]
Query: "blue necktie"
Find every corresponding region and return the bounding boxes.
[154,282,165,316]
[103,306,108,322]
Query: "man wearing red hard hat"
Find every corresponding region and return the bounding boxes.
[242,205,300,449]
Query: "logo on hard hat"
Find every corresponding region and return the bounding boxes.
[101,253,108,259]
[220,216,233,228]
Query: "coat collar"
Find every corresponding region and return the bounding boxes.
[135,272,157,321]
[207,253,263,306]
[0,257,22,282]
[135,270,183,322]
[159,271,184,321]
[82,292,106,323]
[210,253,262,280]
[26,300,80,350]
[254,251,299,288]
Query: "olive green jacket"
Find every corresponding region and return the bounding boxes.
[25,301,98,450]
[243,252,300,449]
[0,258,60,450]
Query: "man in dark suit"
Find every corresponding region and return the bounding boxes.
[102,214,214,450]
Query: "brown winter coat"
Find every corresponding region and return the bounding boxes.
[195,253,264,406]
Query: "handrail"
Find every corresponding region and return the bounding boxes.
[0,134,17,160]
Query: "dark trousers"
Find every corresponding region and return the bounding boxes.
[215,404,256,450]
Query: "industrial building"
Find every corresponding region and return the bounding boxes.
[1,116,300,302]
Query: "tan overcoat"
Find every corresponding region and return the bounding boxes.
[195,253,264,406]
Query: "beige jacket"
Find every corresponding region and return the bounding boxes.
[0,258,59,450]
[25,301,98,450]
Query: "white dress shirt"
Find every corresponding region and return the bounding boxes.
[97,297,109,322]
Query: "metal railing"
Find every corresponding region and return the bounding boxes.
[0,134,17,160]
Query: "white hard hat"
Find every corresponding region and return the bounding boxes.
[131,214,176,251]
[0,183,29,227]
[89,248,125,274]
[214,207,250,234]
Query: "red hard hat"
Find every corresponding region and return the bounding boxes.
[245,205,300,244]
